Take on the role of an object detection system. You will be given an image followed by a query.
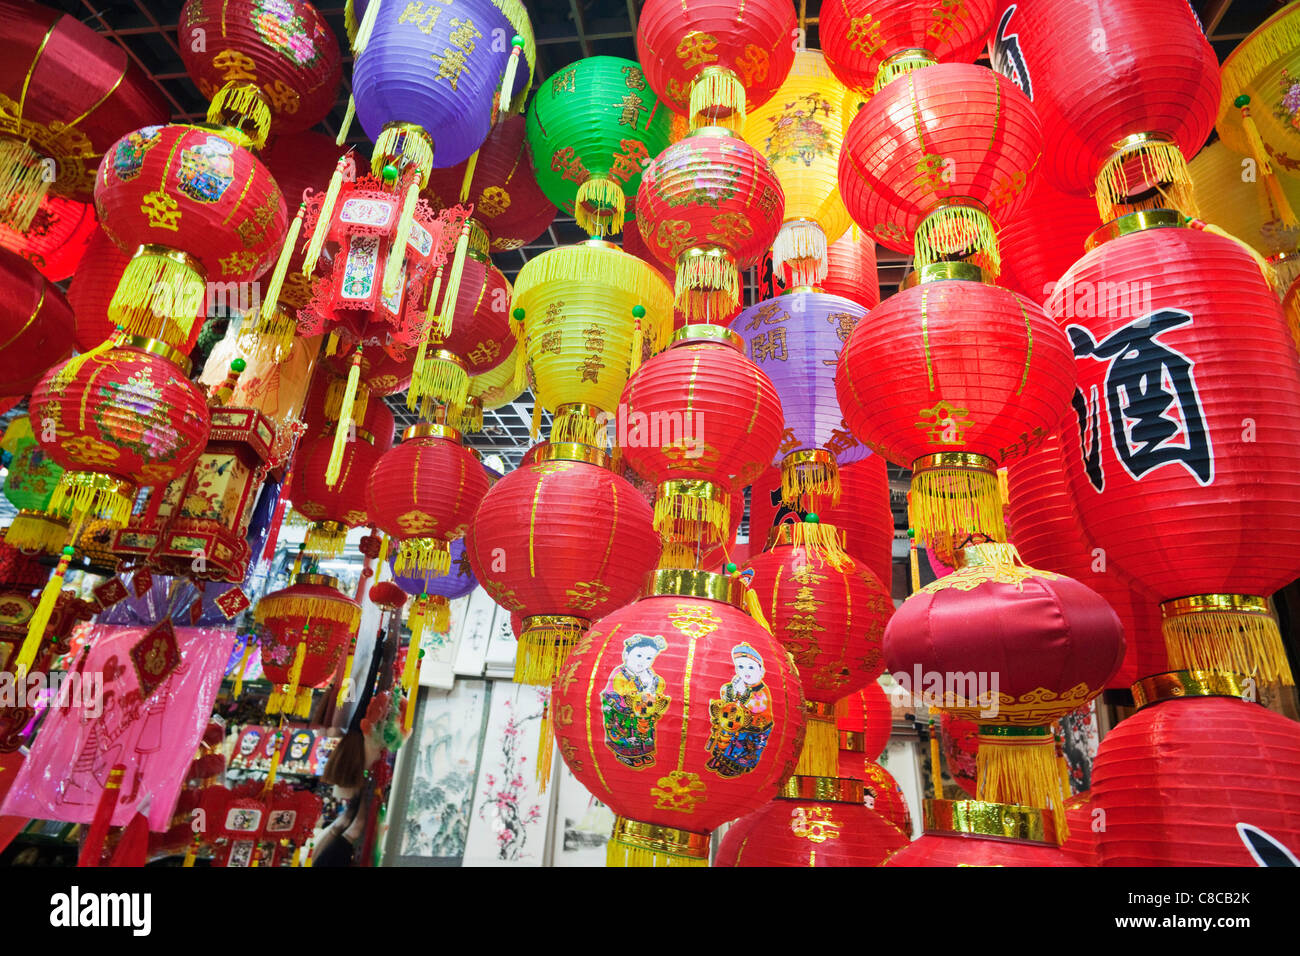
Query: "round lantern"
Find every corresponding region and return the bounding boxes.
[859,760,912,833]
[817,227,880,309]
[996,176,1100,305]
[884,542,1124,834]
[321,343,416,401]
[94,123,288,350]
[987,0,1218,222]
[745,517,893,773]
[0,0,167,231]
[179,0,342,138]
[551,568,805,866]
[886,799,1082,866]
[1059,791,1097,866]
[1092,670,1300,866]
[1190,140,1300,276]
[390,537,477,637]
[0,194,96,282]
[635,127,784,322]
[821,0,997,94]
[741,50,853,286]
[525,56,672,237]
[621,211,676,286]
[66,228,130,353]
[839,62,1041,275]
[838,679,893,765]
[254,573,361,717]
[1,415,66,553]
[836,265,1075,560]
[427,254,513,378]
[287,428,382,556]
[466,442,661,684]
[511,240,675,446]
[619,324,784,557]
[365,423,489,575]
[1051,211,1300,686]
[0,248,75,400]
[716,777,907,867]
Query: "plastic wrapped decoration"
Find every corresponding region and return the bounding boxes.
[1,415,66,553]
[0,0,168,231]
[97,573,241,627]
[525,57,672,237]
[0,247,75,403]
[254,573,361,717]
[886,799,1082,866]
[0,194,96,282]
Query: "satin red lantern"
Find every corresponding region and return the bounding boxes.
[0,249,75,401]
[254,573,360,717]
[886,799,1082,867]
[365,423,489,575]
[1092,671,1300,867]
[1051,212,1300,685]
[0,195,96,282]
[466,442,661,685]
[836,267,1075,559]
[321,343,416,400]
[996,177,1100,306]
[988,0,1219,222]
[287,428,382,557]
[66,228,130,353]
[551,568,805,866]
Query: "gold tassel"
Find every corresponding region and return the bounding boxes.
[795,713,839,778]
[606,829,708,868]
[294,687,314,719]
[326,348,362,487]
[1162,602,1294,686]
[515,618,585,685]
[344,0,359,45]
[325,331,338,356]
[13,544,75,680]
[509,333,528,397]
[772,220,828,287]
[781,454,840,507]
[1095,137,1196,223]
[743,586,772,635]
[498,41,524,120]
[529,399,543,439]
[231,637,256,698]
[303,521,349,557]
[394,537,451,576]
[976,729,1069,844]
[49,472,134,528]
[303,157,349,277]
[276,640,308,718]
[909,464,1006,554]
[574,177,626,237]
[459,149,480,203]
[109,249,206,348]
[791,518,853,572]
[207,82,271,149]
[182,839,200,867]
[335,649,355,708]
[908,526,921,593]
[4,511,69,554]
[491,0,537,114]
[402,624,422,734]
[688,68,745,131]
[256,204,305,344]
[325,378,369,423]
[408,353,469,417]
[536,700,554,791]
[930,720,944,797]
[652,483,729,546]
[1236,96,1298,228]
[376,533,391,572]
[434,223,472,339]
[676,252,739,322]
[0,139,51,232]
[658,542,696,569]
[335,96,356,147]
[264,732,284,790]
[382,180,420,296]
[550,407,607,446]
[353,0,382,53]
[914,203,1001,276]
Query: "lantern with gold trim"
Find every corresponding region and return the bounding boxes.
[886,799,1081,866]
[552,567,805,867]
[254,572,360,717]
[0,194,96,282]
[1,414,66,554]
[286,424,381,557]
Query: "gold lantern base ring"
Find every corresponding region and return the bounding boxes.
[516,614,588,685]
[873,48,940,93]
[550,402,611,449]
[779,448,840,508]
[974,725,1068,844]
[689,66,746,131]
[1160,594,1293,686]
[675,246,740,323]
[909,452,1005,559]
[575,176,626,238]
[1095,132,1196,224]
[923,798,1058,846]
[607,816,710,867]
[779,775,866,804]
[109,245,208,350]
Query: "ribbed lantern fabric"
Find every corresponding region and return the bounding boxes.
[742,50,852,286]
[525,57,671,237]
[1059,791,1098,866]
[820,0,997,93]
[434,255,513,376]
[254,576,360,717]
[1092,685,1300,867]
[717,792,907,866]
[551,572,805,866]
[1216,3,1300,185]
[837,680,893,763]
[836,275,1075,555]
[839,62,1041,274]
[620,211,676,286]
[465,446,661,684]
[819,228,880,309]
[996,177,1100,305]
[634,128,785,322]
[1051,217,1300,685]
[0,249,76,399]
[287,431,381,556]
[988,0,1218,221]
[886,801,1083,867]
[179,0,343,134]
[0,0,168,230]
[365,426,489,575]
[66,228,130,352]
[635,0,797,129]
[859,760,912,833]
[0,195,96,282]
[351,0,536,170]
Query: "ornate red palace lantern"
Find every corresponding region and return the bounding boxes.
[636,0,797,130]
[286,426,381,557]
[885,542,1124,837]
[0,194,96,282]
[836,264,1075,561]
[886,799,1082,867]
[0,248,75,401]
[1051,211,1300,686]
[466,442,661,684]
[0,0,167,231]
[1092,671,1300,866]
[552,568,805,866]
[988,0,1219,222]
[366,423,489,575]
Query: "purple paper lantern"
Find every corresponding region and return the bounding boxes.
[730,290,871,508]
[388,537,475,639]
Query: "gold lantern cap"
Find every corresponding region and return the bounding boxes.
[669,323,743,351]
[642,568,745,608]
[778,775,865,803]
[1085,208,1184,251]
[923,798,1058,846]
[1130,669,1255,710]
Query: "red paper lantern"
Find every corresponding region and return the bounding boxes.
[715,778,907,867]
[995,176,1099,305]
[859,760,912,834]
[634,127,785,322]
[66,228,130,353]
[839,63,1041,274]
[321,344,416,398]
[435,255,514,376]
[0,249,75,400]
[94,123,288,350]
[0,194,96,282]
[886,799,1082,866]
[821,0,997,93]
[939,712,980,797]
[466,442,661,684]
[255,573,361,717]
[837,680,892,763]
[1060,791,1098,866]
[1051,213,1300,685]
[819,228,880,310]
[621,211,676,287]
[988,0,1218,221]
[551,568,805,866]
[636,0,797,127]
[365,423,490,575]
[1092,672,1300,867]
[836,268,1075,558]
[287,429,381,556]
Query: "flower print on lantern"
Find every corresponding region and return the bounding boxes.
[254,0,322,66]
[705,643,774,777]
[177,137,236,204]
[600,633,671,769]
[763,93,833,167]
[1276,68,1300,131]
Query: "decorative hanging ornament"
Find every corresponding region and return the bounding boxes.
[551,568,805,867]
[886,799,1081,866]
[2,414,66,553]
[254,573,361,717]
[389,537,477,644]
[1051,211,1300,686]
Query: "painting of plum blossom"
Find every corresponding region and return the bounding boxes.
[462,681,555,866]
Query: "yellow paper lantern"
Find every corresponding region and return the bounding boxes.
[1217,3,1300,183]
[742,50,852,286]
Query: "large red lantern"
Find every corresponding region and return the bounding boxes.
[1051,212,1300,685]
[818,228,880,310]
[1092,671,1300,867]
[254,573,360,717]
[988,0,1219,222]
[427,255,514,378]
[365,424,490,575]
[0,249,75,401]
[552,568,805,866]
[466,442,661,684]
[287,428,381,556]
[886,799,1082,867]
[0,194,96,282]
[996,177,1100,305]
[836,266,1075,560]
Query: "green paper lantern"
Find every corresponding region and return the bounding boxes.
[2,415,68,553]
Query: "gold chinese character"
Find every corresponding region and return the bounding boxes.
[431,47,469,90]
[577,354,605,383]
[750,327,788,363]
[564,580,611,612]
[550,147,590,185]
[552,68,576,95]
[651,770,707,812]
[790,805,842,843]
[621,65,647,90]
[743,301,785,331]
[467,338,501,366]
[667,603,721,638]
[675,31,719,70]
[916,399,974,444]
[847,15,885,56]
[735,43,770,86]
[398,1,442,33]
[448,16,481,51]
[617,94,643,128]
[213,49,257,83]
[608,139,650,185]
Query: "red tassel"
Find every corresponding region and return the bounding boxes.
[78,763,126,867]
[108,807,150,867]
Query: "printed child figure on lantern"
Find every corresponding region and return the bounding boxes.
[601,634,671,769]
[706,644,774,777]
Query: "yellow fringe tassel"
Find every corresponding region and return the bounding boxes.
[326,349,363,486]
[207,82,271,149]
[303,157,349,276]
[459,150,480,204]
[772,220,828,286]
[1095,138,1197,224]
[109,251,206,349]
[514,244,669,327]
[335,650,355,708]
[352,0,382,54]
[264,733,284,790]
[914,204,1001,276]
[13,545,74,680]
[325,331,338,356]
[1162,605,1294,686]
[1240,101,1299,228]
[409,594,451,638]
[976,730,1069,844]
[658,542,698,569]
[4,511,69,554]
[908,466,1006,554]
[408,354,469,416]
[383,180,421,296]
[302,521,349,557]
[254,594,360,630]
[743,586,772,635]
[536,700,554,791]
[675,251,739,322]
[490,0,537,114]
[530,399,543,438]
[498,44,523,121]
[515,620,585,685]
[509,337,529,397]
[335,96,355,147]
[606,834,708,868]
[0,139,50,231]
[294,686,314,719]
[575,177,626,237]
[434,223,472,340]
[794,714,838,778]
[49,472,134,527]
[909,527,921,593]
[1219,8,1300,105]
[791,520,853,572]
[373,124,435,187]
[402,629,423,734]
[653,488,729,547]
[930,720,944,797]
[182,840,199,867]
[549,407,608,447]
[231,637,255,698]
[344,0,359,45]
[394,537,452,576]
[781,454,840,507]
[689,69,745,131]
[257,204,304,338]
[268,640,308,716]
[325,377,369,423]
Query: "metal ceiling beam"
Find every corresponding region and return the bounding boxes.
[568,0,594,58]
